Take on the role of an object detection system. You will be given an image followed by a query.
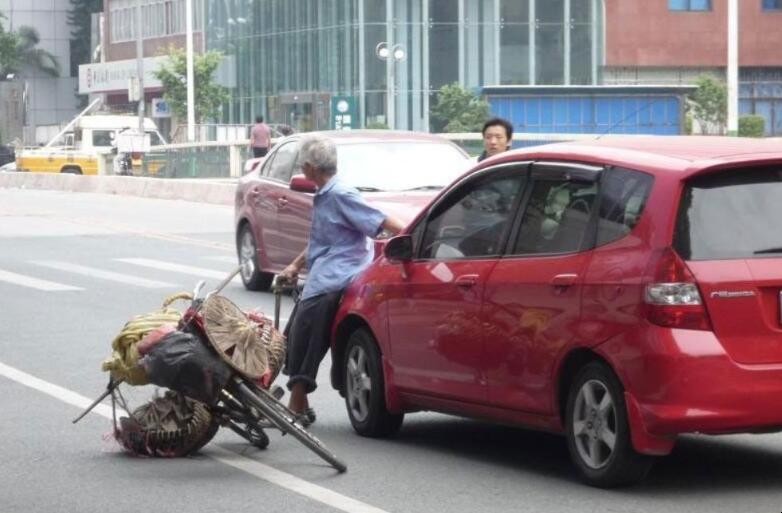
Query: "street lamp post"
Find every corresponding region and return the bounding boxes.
[376,42,406,130]
[186,0,195,142]
[727,0,739,136]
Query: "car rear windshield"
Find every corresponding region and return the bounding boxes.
[337,142,469,192]
[674,166,782,260]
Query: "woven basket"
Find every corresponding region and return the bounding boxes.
[117,391,218,457]
[201,295,286,382]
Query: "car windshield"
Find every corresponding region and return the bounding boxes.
[336,142,469,192]
[674,166,782,260]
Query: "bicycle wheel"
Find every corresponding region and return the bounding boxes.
[230,378,347,473]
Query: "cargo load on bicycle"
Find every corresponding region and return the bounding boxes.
[73,268,346,472]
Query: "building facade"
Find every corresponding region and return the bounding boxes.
[0,0,80,142]
[206,0,605,132]
[604,0,782,135]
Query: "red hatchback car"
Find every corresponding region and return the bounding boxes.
[330,136,782,487]
[235,130,469,290]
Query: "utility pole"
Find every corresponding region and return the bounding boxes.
[136,0,144,134]
[727,0,738,136]
[186,0,195,142]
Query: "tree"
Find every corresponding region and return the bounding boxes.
[430,83,490,133]
[68,0,103,78]
[0,14,61,79]
[153,47,230,123]
[0,15,17,76]
[688,75,727,134]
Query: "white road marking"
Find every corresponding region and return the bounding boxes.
[33,261,177,289]
[116,258,239,281]
[0,360,389,513]
[0,268,82,291]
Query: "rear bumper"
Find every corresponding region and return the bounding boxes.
[603,326,782,440]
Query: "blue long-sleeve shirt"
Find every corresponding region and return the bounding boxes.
[301,177,386,300]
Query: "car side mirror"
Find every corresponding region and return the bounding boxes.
[384,234,413,262]
[290,174,317,193]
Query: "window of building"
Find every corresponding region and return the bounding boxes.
[669,0,712,11]
[763,0,782,10]
[110,0,198,43]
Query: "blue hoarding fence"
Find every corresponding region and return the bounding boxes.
[483,85,696,137]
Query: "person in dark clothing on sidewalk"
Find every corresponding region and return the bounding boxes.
[477,117,513,162]
[278,134,404,426]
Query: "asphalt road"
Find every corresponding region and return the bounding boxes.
[3,189,782,513]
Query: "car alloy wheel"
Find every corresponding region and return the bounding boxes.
[342,328,403,437]
[572,379,616,469]
[236,225,273,291]
[346,344,372,423]
[239,229,257,282]
[565,362,654,487]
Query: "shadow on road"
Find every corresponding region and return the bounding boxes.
[390,416,782,490]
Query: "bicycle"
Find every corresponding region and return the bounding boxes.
[73,265,346,473]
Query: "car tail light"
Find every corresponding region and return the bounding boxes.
[644,247,712,331]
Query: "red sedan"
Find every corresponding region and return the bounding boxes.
[234,130,470,290]
[330,136,782,487]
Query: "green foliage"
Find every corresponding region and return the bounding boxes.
[689,75,727,133]
[683,111,693,135]
[0,15,61,79]
[0,15,18,76]
[430,82,490,133]
[153,47,230,123]
[365,121,389,129]
[68,0,103,79]
[738,115,765,137]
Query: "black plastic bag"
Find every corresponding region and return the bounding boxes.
[140,330,232,405]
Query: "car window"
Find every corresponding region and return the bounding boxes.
[418,169,526,259]
[596,167,654,246]
[92,130,114,147]
[512,178,598,255]
[674,166,782,260]
[266,141,299,182]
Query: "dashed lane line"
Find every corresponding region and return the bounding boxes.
[116,258,241,281]
[0,268,82,291]
[32,261,177,289]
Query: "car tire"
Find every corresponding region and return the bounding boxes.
[61,166,82,175]
[343,328,403,438]
[237,224,274,291]
[565,361,654,488]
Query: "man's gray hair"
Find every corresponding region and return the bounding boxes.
[298,134,337,176]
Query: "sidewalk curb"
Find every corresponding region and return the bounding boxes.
[0,173,236,205]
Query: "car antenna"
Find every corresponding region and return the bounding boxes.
[594,97,667,140]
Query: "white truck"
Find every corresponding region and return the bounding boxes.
[16,108,167,175]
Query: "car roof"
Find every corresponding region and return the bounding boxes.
[491,136,782,178]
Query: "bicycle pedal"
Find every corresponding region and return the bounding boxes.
[270,385,285,400]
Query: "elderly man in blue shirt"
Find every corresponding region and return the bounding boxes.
[278,134,404,425]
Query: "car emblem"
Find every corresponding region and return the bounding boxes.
[710,290,756,299]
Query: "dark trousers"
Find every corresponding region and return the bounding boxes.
[283,290,343,393]
[252,147,268,158]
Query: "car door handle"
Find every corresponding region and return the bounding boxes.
[455,274,479,289]
[550,274,578,288]
[277,197,289,207]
